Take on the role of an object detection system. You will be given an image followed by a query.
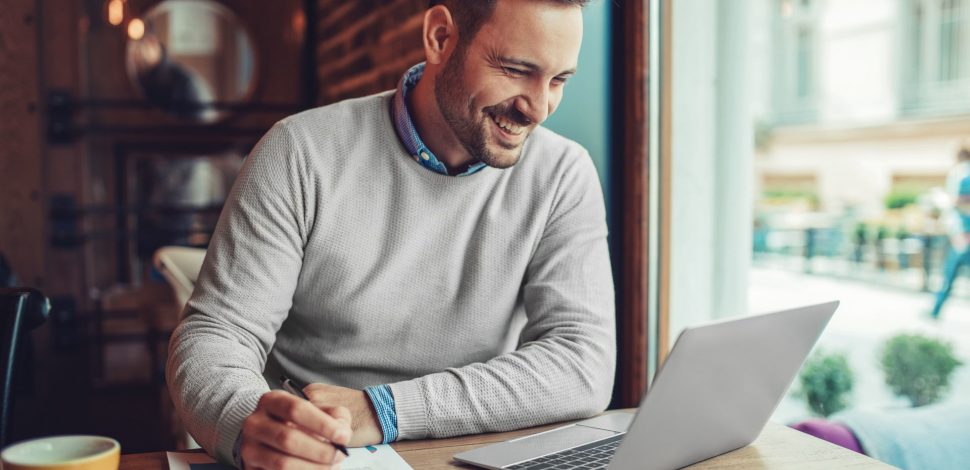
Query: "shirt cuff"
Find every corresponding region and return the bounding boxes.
[364,384,399,444]
[233,431,244,468]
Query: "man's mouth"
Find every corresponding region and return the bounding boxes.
[489,112,526,137]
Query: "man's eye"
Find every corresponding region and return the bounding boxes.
[552,76,569,86]
[504,67,527,76]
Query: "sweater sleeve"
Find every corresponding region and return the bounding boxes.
[166,121,310,465]
[388,152,616,439]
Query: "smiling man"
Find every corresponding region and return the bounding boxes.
[166,0,615,468]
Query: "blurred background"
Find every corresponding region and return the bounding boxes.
[670,0,970,449]
[0,0,968,462]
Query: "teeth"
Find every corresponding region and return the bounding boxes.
[492,114,523,135]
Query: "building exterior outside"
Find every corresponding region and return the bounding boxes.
[754,0,970,222]
[671,0,970,348]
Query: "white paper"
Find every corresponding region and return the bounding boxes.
[341,445,414,470]
[166,451,233,470]
[166,444,413,470]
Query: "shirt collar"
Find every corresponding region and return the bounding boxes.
[391,63,487,177]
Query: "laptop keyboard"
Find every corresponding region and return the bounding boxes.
[504,434,624,469]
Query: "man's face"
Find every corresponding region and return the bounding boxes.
[434,0,583,169]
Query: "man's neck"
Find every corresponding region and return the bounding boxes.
[408,73,474,172]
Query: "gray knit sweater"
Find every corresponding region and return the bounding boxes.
[165,90,616,464]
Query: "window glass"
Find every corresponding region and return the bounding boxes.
[669,0,970,447]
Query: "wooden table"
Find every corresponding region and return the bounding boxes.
[120,413,895,469]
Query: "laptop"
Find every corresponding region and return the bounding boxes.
[453,301,840,470]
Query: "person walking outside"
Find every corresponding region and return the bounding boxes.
[931,146,970,319]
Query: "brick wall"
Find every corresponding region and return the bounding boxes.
[0,0,45,287]
[316,0,428,104]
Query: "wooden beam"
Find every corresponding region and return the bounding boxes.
[611,0,650,408]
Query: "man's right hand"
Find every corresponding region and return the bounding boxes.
[240,390,352,469]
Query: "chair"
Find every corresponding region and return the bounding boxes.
[152,247,205,449]
[153,246,207,314]
[0,288,50,447]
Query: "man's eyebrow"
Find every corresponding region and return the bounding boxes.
[498,56,577,77]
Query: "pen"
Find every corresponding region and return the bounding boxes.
[280,375,351,457]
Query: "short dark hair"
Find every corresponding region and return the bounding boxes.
[428,0,590,46]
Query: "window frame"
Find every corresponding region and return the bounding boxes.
[901,0,970,116]
[610,0,670,408]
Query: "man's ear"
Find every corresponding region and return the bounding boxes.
[423,5,458,65]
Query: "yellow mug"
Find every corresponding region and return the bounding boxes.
[1,436,120,470]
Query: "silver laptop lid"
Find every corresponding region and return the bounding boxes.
[608,300,839,470]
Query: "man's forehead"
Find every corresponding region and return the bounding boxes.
[472,0,583,73]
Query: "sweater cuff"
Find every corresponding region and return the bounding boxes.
[216,393,262,466]
[364,385,399,443]
[388,380,428,440]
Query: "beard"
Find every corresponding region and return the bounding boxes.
[434,45,532,169]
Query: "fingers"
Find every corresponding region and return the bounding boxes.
[240,391,353,470]
[243,411,345,465]
[241,441,346,470]
[319,405,353,429]
[259,391,352,444]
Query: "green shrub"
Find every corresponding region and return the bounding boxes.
[797,351,854,417]
[853,223,868,243]
[881,334,963,407]
[875,225,892,240]
[761,189,819,207]
[884,189,921,210]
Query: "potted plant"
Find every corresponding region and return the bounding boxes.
[881,333,963,407]
[796,350,854,417]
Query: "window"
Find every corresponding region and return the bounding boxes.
[903,0,970,115]
[668,0,970,442]
[773,0,819,124]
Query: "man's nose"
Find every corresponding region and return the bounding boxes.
[515,82,552,125]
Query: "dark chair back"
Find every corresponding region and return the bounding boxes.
[0,288,49,448]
